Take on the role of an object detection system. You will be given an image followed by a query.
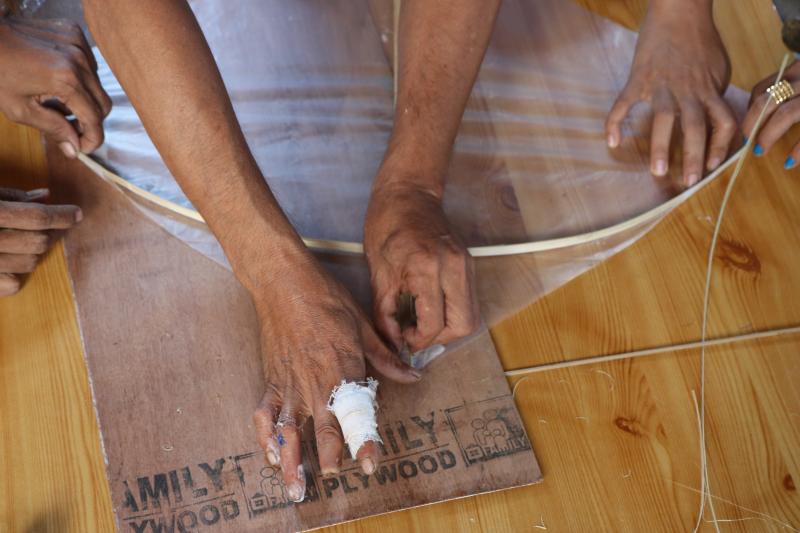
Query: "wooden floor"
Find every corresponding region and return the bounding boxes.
[1,1,798,531]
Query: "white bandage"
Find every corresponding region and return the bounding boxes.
[327,378,381,459]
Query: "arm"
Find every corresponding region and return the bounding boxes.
[82,0,418,500]
[605,0,735,186]
[365,0,500,353]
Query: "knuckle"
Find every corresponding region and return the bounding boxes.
[315,422,341,441]
[66,21,83,39]
[252,407,274,426]
[52,63,80,90]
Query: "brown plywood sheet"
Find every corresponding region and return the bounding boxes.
[48,151,541,532]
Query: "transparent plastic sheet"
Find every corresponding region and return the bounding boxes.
[89,0,749,328]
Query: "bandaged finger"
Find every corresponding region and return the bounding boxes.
[327,378,381,459]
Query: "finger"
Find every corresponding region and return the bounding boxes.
[252,388,280,466]
[742,82,792,141]
[403,266,445,351]
[605,86,638,148]
[436,246,480,345]
[0,273,20,297]
[355,440,382,476]
[755,98,800,155]
[362,326,421,384]
[276,411,306,503]
[373,284,403,351]
[0,201,82,230]
[51,67,105,153]
[704,97,737,171]
[650,87,676,178]
[680,98,707,187]
[312,406,343,476]
[0,253,39,274]
[783,139,800,170]
[16,102,81,157]
[0,230,50,254]
[0,188,46,202]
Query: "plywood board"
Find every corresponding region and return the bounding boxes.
[47,150,540,532]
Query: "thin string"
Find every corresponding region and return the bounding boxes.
[392,0,400,109]
[503,324,800,377]
[694,52,792,533]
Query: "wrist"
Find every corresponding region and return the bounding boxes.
[364,181,444,252]
[222,218,315,298]
[371,155,446,202]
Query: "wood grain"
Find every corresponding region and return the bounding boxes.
[0,121,115,532]
[48,148,539,532]
[1,0,799,531]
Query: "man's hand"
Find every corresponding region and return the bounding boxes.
[743,60,800,168]
[251,253,420,502]
[605,0,735,186]
[364,181,479,353]
[0,187,82,296]
[0,17,111,157]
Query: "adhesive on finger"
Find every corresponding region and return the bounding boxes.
[327,378,381,459]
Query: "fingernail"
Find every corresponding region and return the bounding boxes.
[743,136,748,144]
[266,440,281,465]
[607,133,618,148]
[360,457,376,475]
[321,466,339,476]
[287,465,306,502]
[26,188,48,199]
[753,144,764,156]
[59,142,77,159]
[653,159,667,176]
[287,482,305,502]
[707,157,721,170]
[409,369,422,380]
[686,174,699,187]
[785,156,796,169]
[74,208,83,222]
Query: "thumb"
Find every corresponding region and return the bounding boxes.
[362,326,421,384]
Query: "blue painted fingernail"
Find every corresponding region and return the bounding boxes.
[743,136,748,144]
[785,156,796,169]
[753,144,764,156]
[277,433,286,446]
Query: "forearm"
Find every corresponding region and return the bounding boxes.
[378,0,501,198]
[83,0,310,293]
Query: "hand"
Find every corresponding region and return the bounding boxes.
[250,252,420,502]
[364,181,479,354]
[742,60,800,168]
[605,1,735,186]
[0,17,111,157]
[0,187,82,296]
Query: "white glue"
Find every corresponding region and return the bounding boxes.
[327,378,381,459]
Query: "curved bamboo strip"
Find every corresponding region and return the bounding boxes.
[77,147,744,258]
